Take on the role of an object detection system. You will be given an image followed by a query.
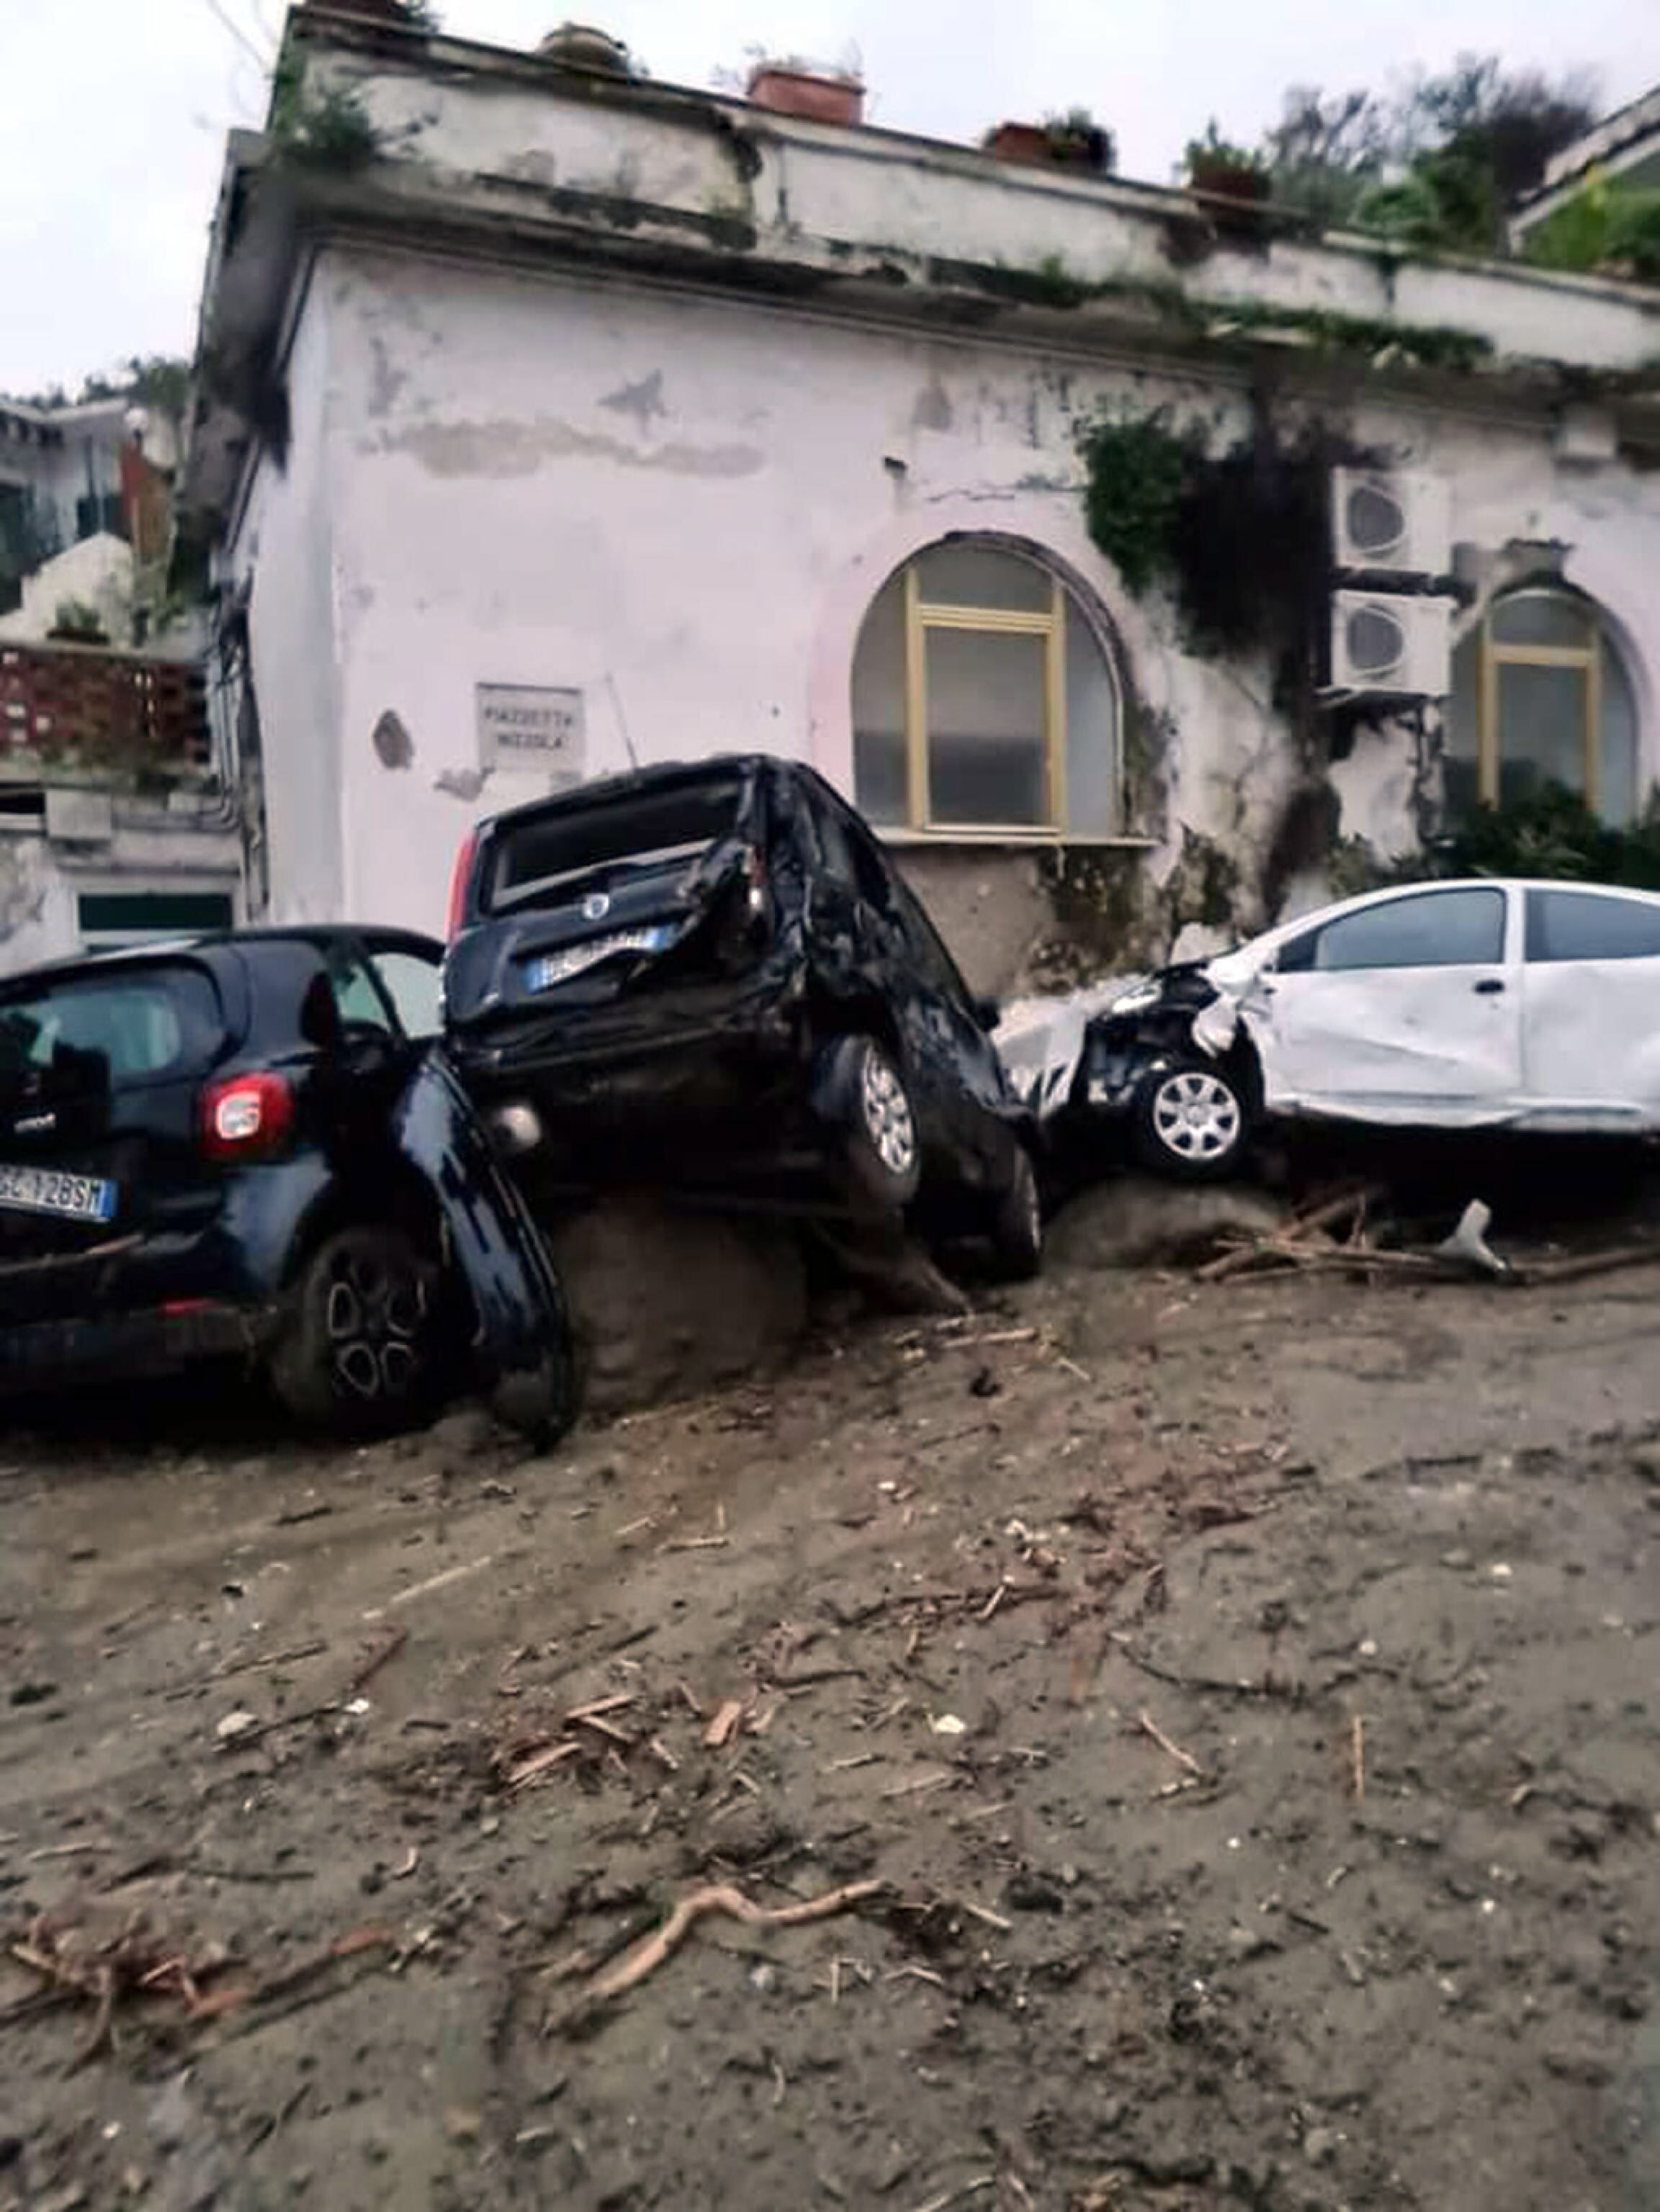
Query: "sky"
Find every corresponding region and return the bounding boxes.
[3,0,1659,400]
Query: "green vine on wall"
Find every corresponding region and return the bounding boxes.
[1077,407,1348,675]
[1076,412,1199,595]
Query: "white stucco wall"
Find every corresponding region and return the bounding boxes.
[225,239,1660,956]
[233,285,346,927]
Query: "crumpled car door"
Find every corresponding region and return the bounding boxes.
[392,1049,577,1440]
[1250,884,1521,1123]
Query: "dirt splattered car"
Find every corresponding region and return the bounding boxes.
[1046,876,1660,1180]
[442,755,1043,1277]
[0,927,575,1439]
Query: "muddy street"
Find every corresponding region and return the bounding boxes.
[2,1231,1659,2212]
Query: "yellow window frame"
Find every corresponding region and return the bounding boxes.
[899,564,1069,834]
[1475,608,1603,815]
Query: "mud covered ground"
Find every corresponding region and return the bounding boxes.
[2,1175,1659,2211]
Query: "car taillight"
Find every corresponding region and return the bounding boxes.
[200,1072,295,1161]
[447,829,480,941]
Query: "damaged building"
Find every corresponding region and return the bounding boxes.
[179,8,1660,992]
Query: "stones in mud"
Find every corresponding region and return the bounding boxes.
[1003,1869,1067,1913]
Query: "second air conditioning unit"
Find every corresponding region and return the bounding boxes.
[1331,467,1450,577]
[1329,591,1454,698]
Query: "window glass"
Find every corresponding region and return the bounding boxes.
[1066,602,1119,835]
[488,776,744,913]
[1490,591,1592,647]
[925,627,1046,826]
[851,573,906,827]
[372,948,443,1037]
[1601,637,1638,827]
[328,953,393,1032]
[1494,663,1585,808]
[1445,590,1638,828]
[1309,888,1506,972]
[1525,889,1660,963]
[912,544,1051,611]
[851,541,1121,835]
[0,966,222,1090]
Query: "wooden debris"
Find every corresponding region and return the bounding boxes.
[346,1626,407,1698]
[504,1742,581,1791]
[383,1555,495,1612]
[954,1898,1014,1933]
[1136,1709,1206,1780]
[1350,1713,1367,1804]
[6,1913,248,2062]
[575,1712,634,1747]
[567,1693,635,1723]
[575,1878,883,2009]
[703,1699,745,1749]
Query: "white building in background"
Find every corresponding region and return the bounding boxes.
[0,400,235,974]
[181,4,1660,991]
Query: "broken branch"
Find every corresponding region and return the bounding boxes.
[581,1879,884,2008]
[1136,1709,1205,1779]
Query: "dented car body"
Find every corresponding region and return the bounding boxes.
[0,928,575,1438]
[444,757,1043,1274]
[1045,878,1660,1179]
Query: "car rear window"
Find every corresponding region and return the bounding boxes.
[1525,888,1660,963]
[0,963,224,1093]
[487,777,745,912]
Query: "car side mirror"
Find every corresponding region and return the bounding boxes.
[972,994,1002,1033]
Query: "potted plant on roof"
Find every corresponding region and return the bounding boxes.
[984,108,1114,176]
[1185,122,1271,231]
[745,53,865,127]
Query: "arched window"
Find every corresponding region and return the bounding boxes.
[1445,586,1638,824]
[851,541,1121,835]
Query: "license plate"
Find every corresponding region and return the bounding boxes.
[0,1162,117,1224]
[526,926,673,993]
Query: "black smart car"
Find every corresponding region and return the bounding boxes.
[443,756,1042,1277]
[0,926,575,1439]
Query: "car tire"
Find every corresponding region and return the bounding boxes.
[985,1142,1044,1281]
[1131,1056,1250,1182]
[820,1035,922,1213]
[269,1224,441,1439]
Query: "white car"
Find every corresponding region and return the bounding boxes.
[1061,877,1660,1179]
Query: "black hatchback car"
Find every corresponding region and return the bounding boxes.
[0,927,575,1439]
[443,755,1042,1276]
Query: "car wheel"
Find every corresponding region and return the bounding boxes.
[1132,1057,1250,1182]
[820,1035,922,1212]
[269,1224,441,1438]
[986,1142,1044,1281]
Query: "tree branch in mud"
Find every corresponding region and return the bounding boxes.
[549,1879,885,2031]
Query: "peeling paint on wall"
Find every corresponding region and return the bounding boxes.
[376,416,763,481]
[435,765,490,801]
[372,709,414,769]
[600,370,669,432]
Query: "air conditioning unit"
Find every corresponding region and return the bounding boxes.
[1331,468,1450,577]
[1329,591,1454,697]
